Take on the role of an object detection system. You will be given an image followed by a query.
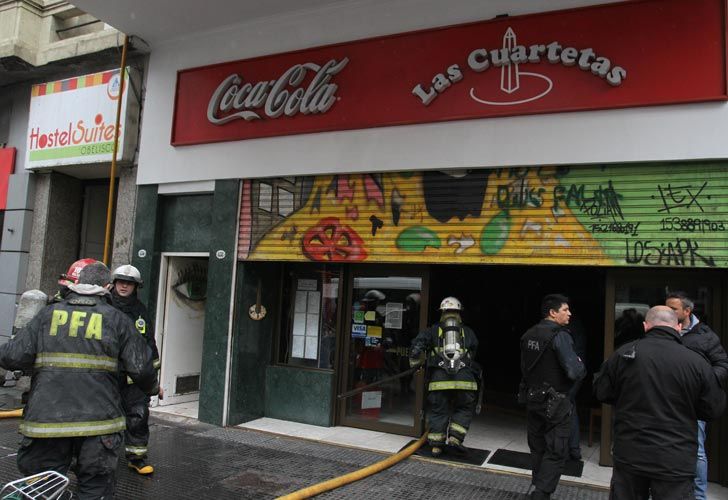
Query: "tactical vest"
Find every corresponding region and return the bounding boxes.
[521,322,571,393]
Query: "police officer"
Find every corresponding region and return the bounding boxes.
[410,297,479,457]
[520,294,585,500]
[111,264,162,475]
[0,262,158,499]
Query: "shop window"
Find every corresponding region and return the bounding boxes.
[278,188,294,217]
[614,283,711,348]
[258,183,272,212]
[277,264,341,370]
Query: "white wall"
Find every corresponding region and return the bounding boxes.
[137,0,728,185]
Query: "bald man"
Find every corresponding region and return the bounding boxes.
[594,306,725,500]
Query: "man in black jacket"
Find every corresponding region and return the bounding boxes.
[594,306,726,500]
[520,294,586,500]
[111,264,162,475]
[665,291,728,500]
[0,262,158,499]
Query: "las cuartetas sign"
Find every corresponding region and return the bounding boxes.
[412,27,626,107]
[172,0,726,146]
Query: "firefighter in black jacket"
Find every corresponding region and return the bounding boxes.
[0,262,158,499]
[594,306,726,500]
[520,294,586,500]
[409,297,479,457]
[111,264,162,475]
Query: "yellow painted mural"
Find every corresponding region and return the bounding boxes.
[240,163,728,268]
[244,167,614,265]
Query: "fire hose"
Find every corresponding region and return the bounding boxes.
[276,431,427,500]
[276,367,427,499]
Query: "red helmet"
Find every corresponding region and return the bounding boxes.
[58,258,98,286]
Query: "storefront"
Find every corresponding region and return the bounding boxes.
[115,0,728,485]
[11,66,140,299]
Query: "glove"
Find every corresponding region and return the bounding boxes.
[409,357,423,368]
[409,346,423,368]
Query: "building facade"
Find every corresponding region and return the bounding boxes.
[0,1,146,338]
[74,0,728,485]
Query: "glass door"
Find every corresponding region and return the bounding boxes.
[338,266,428,436]
[600,269,722,469]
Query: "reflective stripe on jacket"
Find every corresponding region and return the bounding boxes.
[0,293,158,438]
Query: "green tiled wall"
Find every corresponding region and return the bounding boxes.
[198,180,240,425]
[265,366,334,427]
[227,261,281,425]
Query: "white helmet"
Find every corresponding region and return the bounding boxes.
[439,296,462,311]
[112,264,143,287]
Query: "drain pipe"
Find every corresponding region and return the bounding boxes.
[276,431,427,500]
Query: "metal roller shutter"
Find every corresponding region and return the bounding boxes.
[239,162,728,269]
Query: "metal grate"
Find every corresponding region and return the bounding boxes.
[175,374,200,395]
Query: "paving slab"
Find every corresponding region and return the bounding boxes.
[0,412,609,499]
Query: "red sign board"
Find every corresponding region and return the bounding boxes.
[172,0,727,146]
[0,148,16,210]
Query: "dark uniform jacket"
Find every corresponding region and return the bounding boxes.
[411,322,479,390]
[682,319,728,389]
[111,291,160,376]
[0,292,158,438]
[520,319,585,393]
[594,326,726,479]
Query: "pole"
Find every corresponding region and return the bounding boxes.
[102,34,128,266]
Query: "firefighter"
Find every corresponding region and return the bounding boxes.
[0,262,158,499]
[110,264,162,475]
[8,258,97,399]
[54,258,98,302]
[409,297,480,457]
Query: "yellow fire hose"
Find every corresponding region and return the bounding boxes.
[0,408,23,418]
[276,431,428,500]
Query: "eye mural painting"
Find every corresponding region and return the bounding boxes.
[238,163,728,269]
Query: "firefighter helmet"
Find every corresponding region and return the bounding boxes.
[58,258,97,286]
[363,289,385,302]
[112,264,143,287]
[439,296,462,311]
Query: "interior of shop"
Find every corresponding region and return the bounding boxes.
[428,264,606,420]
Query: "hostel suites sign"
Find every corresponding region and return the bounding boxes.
[26,68,139,169]
[172,0,727,146]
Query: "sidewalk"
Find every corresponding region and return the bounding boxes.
[0,385,724,499]
[0,410,609,499]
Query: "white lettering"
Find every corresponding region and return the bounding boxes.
[467,49,490,72]
[206,58,348,125]
[546,42,562,63]
[560,47,579,66]
[591,56,611,77]
[412,84,437,105]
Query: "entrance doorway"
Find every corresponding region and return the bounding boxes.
[428,264,605,415]
[338,265,428,436]
[156,255,209,408]
[427,264,605,457]
[602,269,723,479]
[336,263,606,447]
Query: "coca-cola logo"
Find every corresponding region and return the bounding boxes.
[207,58,349,125]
